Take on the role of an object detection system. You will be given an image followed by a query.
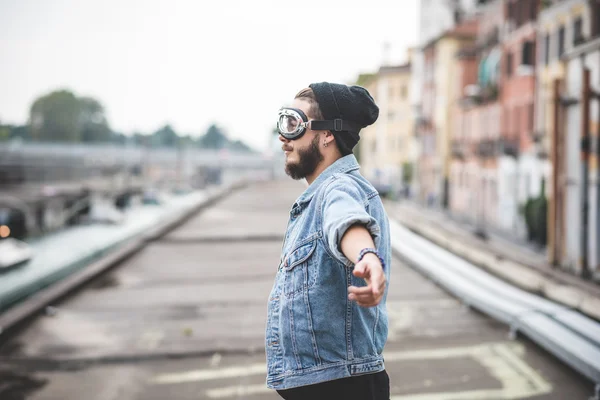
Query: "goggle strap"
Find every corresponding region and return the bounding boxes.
[311,119,361,133]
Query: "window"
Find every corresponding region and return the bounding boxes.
[506,52,513,77]
[529,0,537,20]
[544,33,550,65]
[522,41,535,66]
[558,26,565,57]
[573,17,584,46]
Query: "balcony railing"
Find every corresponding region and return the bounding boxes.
[498,137,519,158]
[475,138,520,158]
[477,139,496,158]
[451,141,467,160]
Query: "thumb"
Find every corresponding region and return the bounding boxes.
[353,261,368,278]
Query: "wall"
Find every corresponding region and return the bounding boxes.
[564,44,600,274]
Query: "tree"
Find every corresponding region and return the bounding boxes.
[79,97,111,142]
[198,124,228,149]
[30,90,81,142]
[152,124,179,147]
[29,89,112,143]
[0,125,9,141]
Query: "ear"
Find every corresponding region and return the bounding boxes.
[323,131,335,146]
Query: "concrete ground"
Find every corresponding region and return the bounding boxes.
[0,179,595,400]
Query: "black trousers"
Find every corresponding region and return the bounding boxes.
[277,370,390,400]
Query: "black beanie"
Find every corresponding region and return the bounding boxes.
[308,82,379,155]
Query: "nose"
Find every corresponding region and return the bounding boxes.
[278,135,289,144]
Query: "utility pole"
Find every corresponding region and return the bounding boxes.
[596,76,600,276]
[581,68,591,279]
[550,79,562,266]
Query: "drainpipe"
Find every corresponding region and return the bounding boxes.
[595,58,600,277]
[581,67,591,279]
[550,79,561,266]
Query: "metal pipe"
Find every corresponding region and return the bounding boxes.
[550,79,561,265]
[596,56,600,278]
[581,68,591,279]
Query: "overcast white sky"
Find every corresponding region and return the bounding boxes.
[0,0,418,152]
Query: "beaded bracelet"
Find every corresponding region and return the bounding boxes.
[357,248,386,270]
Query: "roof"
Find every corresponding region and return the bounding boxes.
[423,18,479,50]
[378,63,411,75]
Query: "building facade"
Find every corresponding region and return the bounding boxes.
[359,62,416,195]
[452,0,504,228]
[411,0,482,200]
[548,0,600,277]
[417,20,479,207]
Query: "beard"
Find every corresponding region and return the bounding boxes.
[284,134,324,180]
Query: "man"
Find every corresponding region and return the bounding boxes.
[266,82,391,400]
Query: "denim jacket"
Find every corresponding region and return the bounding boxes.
[265,154,391,390]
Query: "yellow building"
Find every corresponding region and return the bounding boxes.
[358,62,415,194]
[417,20,478,207]
[537,0,598,269]
[537,0,590,157]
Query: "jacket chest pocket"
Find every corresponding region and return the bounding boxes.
[283,238,318,297]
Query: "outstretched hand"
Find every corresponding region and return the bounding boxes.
[348,254,386,307]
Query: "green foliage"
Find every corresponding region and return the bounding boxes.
[523,179,548,246]
[152,124,179,147]
[228,139,252,152]
[355,73,376,87]
[19,89,254,151]
[0,124,29,141]
[79,97,111,143]
[0,126,9,141]
[198,124,227,149]
[29,89,111,143]
[402,162,414,184]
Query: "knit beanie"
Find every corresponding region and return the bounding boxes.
[309,82,379,155]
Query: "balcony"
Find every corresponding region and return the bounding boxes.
[461,84,499,107]
[477,139,496,158]
[474,138,520,158]
[498,137,519,158]
[451,141,466,160]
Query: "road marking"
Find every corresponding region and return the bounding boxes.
[152,363,266,384]
[206,384,270,398]
[210,353,222,367]
[150,342,553,400]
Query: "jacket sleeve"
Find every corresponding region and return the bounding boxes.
[321,179,381,267]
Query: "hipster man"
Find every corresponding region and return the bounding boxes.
[266,82,391,400]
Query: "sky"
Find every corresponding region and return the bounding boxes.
[0,0,419,152]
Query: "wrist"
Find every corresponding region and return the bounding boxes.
[357,248,385,270]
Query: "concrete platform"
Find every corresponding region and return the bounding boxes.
[0,179,594,399]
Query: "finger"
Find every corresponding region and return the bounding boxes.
[370,269,384,296]
[350,292,377,303]
[355,299,379,308]
[348,285,372,295]
[352,262,367,278]
[378,280,386,294]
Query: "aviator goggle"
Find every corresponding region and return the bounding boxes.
[277,107,361,140]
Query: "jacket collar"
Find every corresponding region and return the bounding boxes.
[291,154,360,214]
